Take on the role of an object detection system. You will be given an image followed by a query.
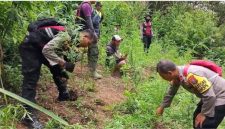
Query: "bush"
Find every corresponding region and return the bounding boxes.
[2,65,22,94]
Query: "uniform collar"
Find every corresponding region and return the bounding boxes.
[178,66,185,81]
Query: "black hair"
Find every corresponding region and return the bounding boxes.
[95,2,102,7]
[81,29,97,42]
[156,60,177,74]
[145,14,151,18]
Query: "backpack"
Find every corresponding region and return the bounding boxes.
[28,18,64,32]
[75,2,91,24]
[183,60,222,77]
[26,18,65,48]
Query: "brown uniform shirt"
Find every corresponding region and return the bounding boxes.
[161,65,225,117]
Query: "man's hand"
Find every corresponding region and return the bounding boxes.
[195,113,206,128]
[156,106,164,116]
[58,60,66,68]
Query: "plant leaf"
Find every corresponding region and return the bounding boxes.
[0,88,69,126]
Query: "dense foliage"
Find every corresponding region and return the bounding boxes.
[0,1,225,129]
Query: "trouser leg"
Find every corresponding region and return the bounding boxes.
[143,36,148,52]
[42,56,72,101]
[19,43,42,111]
[88,41,99,72]
[146,36,152,50]
[213,105,225,127]
[200,105,225,129]
[194,102,225,129]
[50,65,68,94]
[42,57,69,94]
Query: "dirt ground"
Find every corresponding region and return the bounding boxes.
[16,63,127,129]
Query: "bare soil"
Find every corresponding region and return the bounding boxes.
[16,63,127,129]
[153,122,168,129]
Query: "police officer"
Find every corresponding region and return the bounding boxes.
[156,60,225,129]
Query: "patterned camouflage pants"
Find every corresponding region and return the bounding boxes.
[87,39,99,72]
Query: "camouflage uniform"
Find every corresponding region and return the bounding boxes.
[76,2,101,79]
[20,31,75,104]
[19,18,80,129]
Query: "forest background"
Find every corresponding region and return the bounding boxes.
[0,1,225,129]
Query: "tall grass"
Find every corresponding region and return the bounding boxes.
[104,41,196,129]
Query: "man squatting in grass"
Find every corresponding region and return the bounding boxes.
[19,18,96,129]
[105,35,127,77]
[156,60,225,129]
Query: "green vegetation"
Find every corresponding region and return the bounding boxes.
[0,1,225,129]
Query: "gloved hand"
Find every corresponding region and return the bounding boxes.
[64,62,75,73]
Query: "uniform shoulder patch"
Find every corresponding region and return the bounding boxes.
[187,74,198,85]
[186,73,211,93]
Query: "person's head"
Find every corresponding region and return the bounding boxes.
[84,0,96,4]
[79,29,96,47]
[111,35,122,46]
[156,60,179,81]
[90,1,96,4]
[144,15,151,22]
[95,2,102,11]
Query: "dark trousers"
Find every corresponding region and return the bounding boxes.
[143,35,152,52]
[193,101,225,129]
[19,42,68,110]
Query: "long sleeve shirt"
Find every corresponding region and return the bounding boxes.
[161,65,225,117]
[79,2,94,31]
[105,42,122,67]
[42,31,71,66]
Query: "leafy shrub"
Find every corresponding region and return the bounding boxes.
[153,3,222,59]
[0,104,27,128]
[2,65,22,93]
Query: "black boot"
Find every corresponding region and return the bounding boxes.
[54,76,70,101]
[57,91,70,101]
[57,90,78,101]
[54,73,78,101]
[22,112,43,129]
